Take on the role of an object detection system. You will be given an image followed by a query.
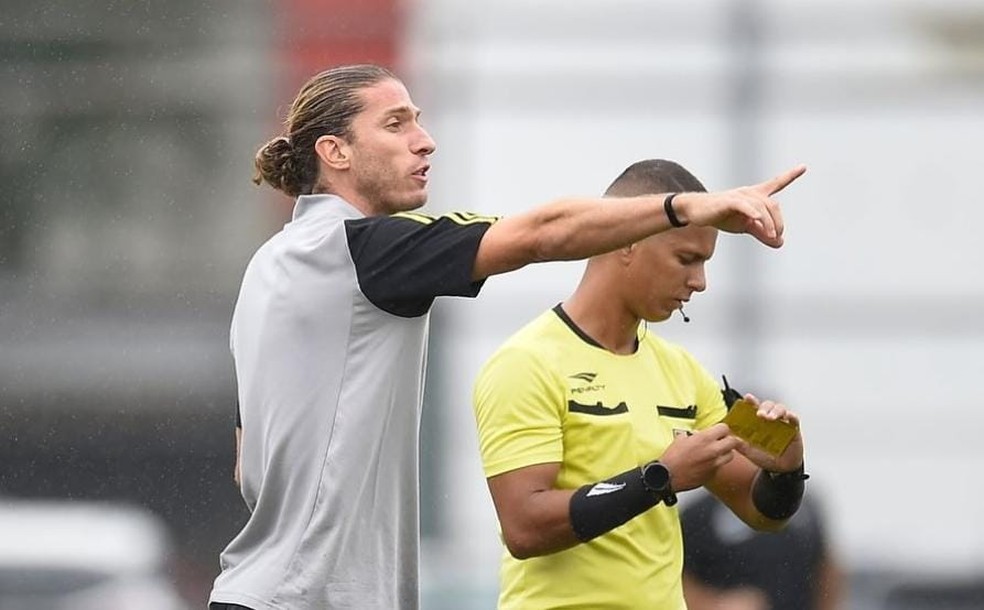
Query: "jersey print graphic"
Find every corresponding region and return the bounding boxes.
[392,211,499,226]
[586,482,626,497]
[569,372,597,383]
[568,400,629,416]
[657,404,698,419]
[568,371,606,395]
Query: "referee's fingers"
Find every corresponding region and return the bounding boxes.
[703,423,732,439]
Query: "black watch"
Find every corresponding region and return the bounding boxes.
[640,461,678,507]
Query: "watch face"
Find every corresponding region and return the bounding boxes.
[644,463,669,490]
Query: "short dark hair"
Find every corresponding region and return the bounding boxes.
[253,64,399,197]
[604,159,706,198]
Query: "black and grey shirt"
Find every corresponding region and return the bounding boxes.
[210,194,496,610]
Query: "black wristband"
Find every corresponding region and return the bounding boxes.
[663,193,688,228]
[752,464,808,520]
[569,467,662,543]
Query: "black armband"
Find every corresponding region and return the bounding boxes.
[568,467,661,542]
[752,465,809,520]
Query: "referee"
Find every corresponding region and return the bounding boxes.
[472,159,809,609]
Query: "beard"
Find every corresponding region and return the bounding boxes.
[354,162,427,215]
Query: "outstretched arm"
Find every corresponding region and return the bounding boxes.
[471,165,806,280]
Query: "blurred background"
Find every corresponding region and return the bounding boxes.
[1,0,982,608]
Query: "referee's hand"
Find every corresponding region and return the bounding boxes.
[659,423,742,492]
[732,394,805,474]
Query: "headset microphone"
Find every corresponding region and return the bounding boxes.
[679,306,690,323]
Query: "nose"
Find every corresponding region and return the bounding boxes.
[688,265,707,293]
[411,125,436,156]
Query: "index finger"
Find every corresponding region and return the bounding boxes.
[758,164,807,196]
[703,422,732,438]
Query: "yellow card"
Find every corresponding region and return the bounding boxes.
[720,399,797,457]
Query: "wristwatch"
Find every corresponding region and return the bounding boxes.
[640,461,678,506]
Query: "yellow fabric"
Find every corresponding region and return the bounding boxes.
[473,308,727,610]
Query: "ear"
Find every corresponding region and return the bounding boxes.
[314,135,351,171]
[617,242,636,266]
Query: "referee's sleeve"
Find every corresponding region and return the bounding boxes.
[472,346,566,478]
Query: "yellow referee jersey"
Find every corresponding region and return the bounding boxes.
[473,306,727,610]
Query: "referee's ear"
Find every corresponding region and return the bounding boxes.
[617,242,636,265]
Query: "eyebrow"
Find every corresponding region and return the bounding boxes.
[678,247,712,261]
[382,105,421,120]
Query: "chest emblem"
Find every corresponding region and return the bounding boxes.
[568,371,606,395]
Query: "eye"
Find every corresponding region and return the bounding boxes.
[385,120,401,131]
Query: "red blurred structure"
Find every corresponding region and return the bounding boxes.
[263,0,405,220]
[280,0,404,92]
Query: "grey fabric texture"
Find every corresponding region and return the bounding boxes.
[210,195,491,609]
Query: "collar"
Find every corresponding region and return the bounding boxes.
[291,194,364,222]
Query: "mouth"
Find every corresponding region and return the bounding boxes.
[411,165,430,183]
